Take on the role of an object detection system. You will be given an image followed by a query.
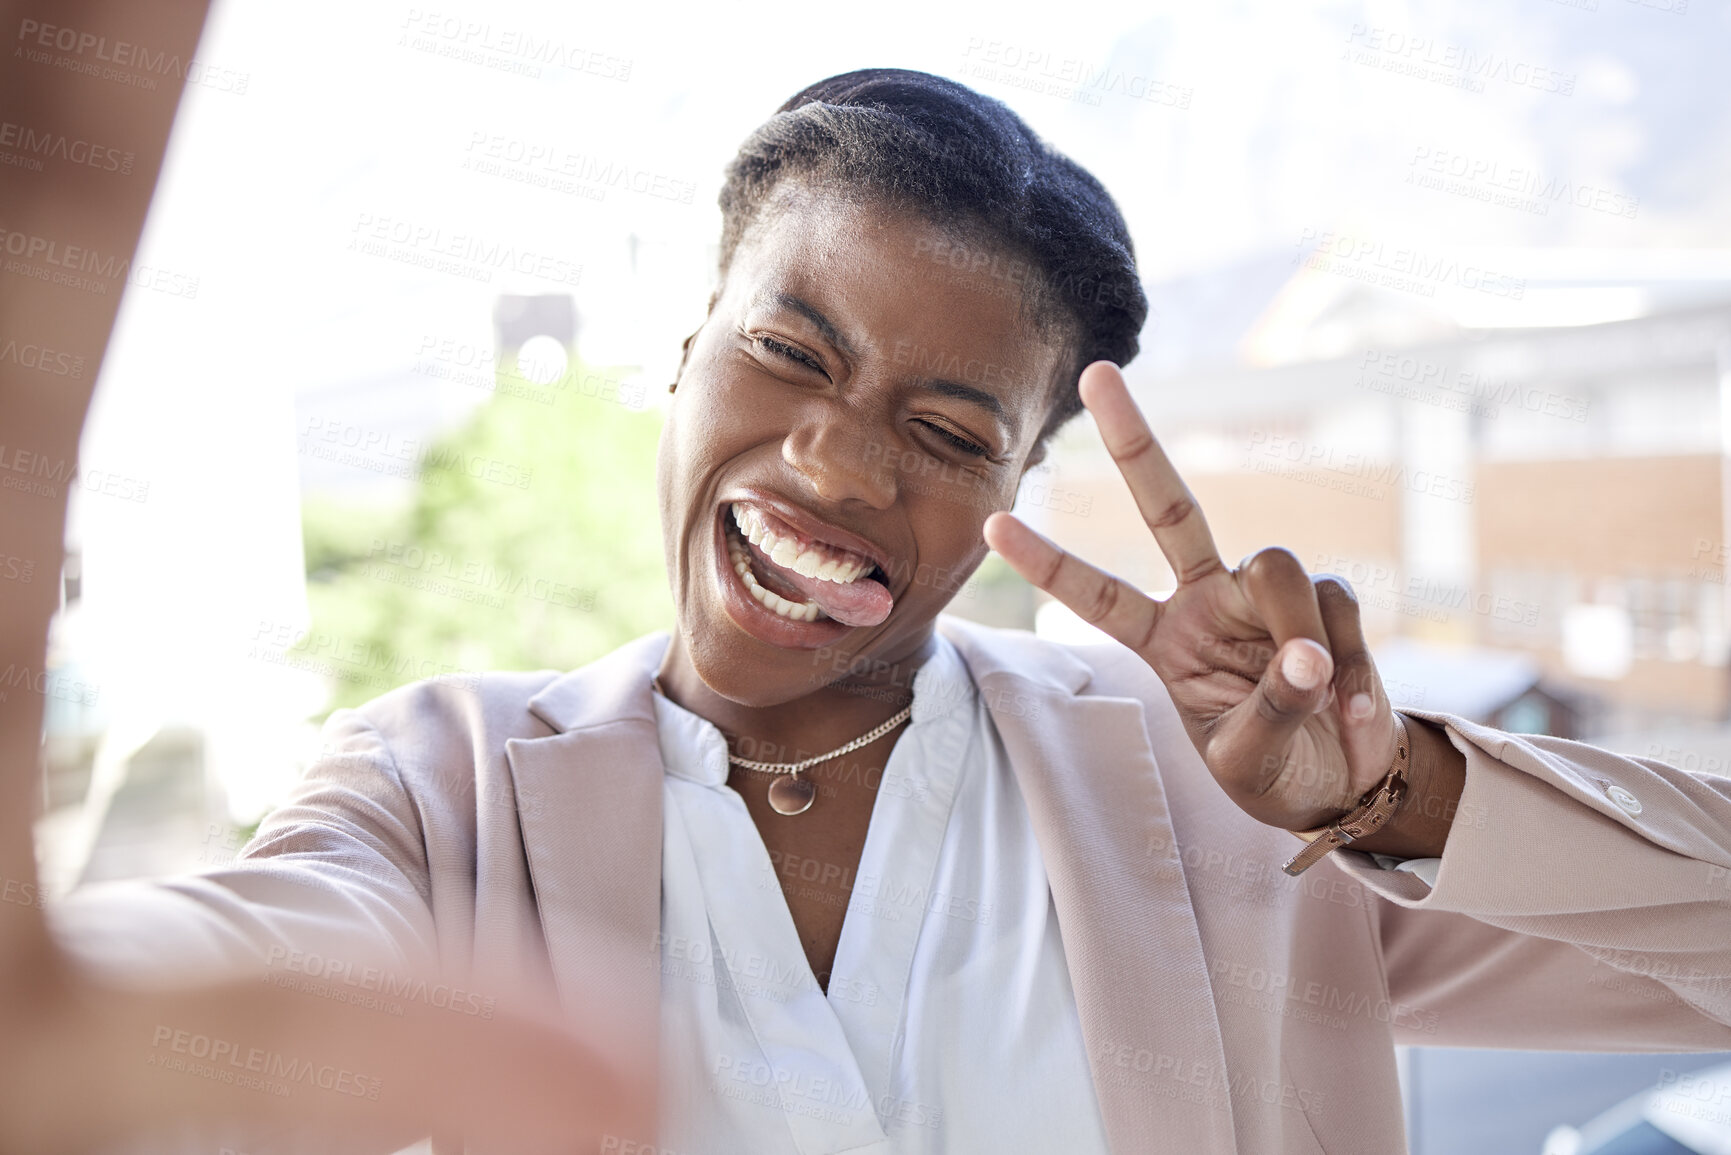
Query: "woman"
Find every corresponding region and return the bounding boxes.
[20,69,1731,1154]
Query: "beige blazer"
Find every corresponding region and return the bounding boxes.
[54,616,1731,1154]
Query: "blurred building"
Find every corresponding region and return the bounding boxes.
[1037,249,1731,736]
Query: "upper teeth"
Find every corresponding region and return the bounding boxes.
[725,511,822,622]
[730,504,872,583]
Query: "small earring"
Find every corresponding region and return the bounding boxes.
[667,381,678,394]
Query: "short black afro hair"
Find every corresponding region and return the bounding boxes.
[717,68,1149,446]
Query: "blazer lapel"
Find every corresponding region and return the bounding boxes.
[505,634,668,1036]
[504,622,1237,1152]
[942,619,1238,1155]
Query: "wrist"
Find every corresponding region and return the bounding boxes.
[1347,713,1465,859]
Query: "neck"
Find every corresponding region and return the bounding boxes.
[655,630,937,764]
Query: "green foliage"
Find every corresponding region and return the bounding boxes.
[302,354,673,712]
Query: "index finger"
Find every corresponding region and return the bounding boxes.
[1079,361,1225,584]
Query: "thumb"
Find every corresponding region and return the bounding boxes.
[1217,637,1334,806]
[1262,636,1334,721]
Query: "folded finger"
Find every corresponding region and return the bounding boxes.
[1315,574,1398,788]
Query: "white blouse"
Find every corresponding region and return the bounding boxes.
[650,635,1114,1155]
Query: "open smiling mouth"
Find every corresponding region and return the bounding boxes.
[720,502,892,628]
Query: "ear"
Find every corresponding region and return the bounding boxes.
[1019,437,1048,475]
[672,288,723,389]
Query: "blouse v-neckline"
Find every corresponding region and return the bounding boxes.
[653,639,976,1153]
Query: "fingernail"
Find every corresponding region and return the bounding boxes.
[1348,692,1375,721]
[1281,644,1324,692]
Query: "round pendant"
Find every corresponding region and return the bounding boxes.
[766,774,816,816]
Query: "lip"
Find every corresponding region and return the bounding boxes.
[709,502,856,649]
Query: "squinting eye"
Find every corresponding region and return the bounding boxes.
[755,334,824,374]
[918,420,989,458]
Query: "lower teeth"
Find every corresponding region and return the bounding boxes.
[727,524,825,622]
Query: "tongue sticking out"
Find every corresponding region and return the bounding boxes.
[727,505,893,626]
[734,504,895,628]
[774,562,893,628]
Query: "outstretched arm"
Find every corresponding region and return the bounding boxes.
[0,1,647,1148]
[988,362,1731,1048]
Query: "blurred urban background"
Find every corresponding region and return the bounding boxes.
[26,0,1731,1150]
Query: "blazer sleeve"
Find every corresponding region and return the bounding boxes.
[49,707,439,989]
[1328,709,1731,1052]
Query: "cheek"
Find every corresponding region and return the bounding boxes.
[665,386,737,482]
[900,489,999,596]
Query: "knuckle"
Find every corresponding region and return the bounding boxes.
[1145,494,1197,532]
[1243,545,1306,583]
[1254,688,1305,726]
[1082,578,1122,624]
[1178,556,1225,583]
[1314,573,1360,609]
[1335,653,1381,696]
[1038,550,1067,589]
[1255,675,1309,723]
[1116,431,1157,465]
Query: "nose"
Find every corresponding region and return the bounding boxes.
[782,407,898,509]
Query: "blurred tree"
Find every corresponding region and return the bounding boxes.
[301,354,671,713]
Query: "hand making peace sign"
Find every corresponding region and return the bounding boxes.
[984,362,1465,856]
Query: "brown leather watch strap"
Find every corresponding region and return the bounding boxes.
[1282,714,1412,877]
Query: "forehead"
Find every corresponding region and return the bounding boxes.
[724,189,1067,399]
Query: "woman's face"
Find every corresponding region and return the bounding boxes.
[657,187,1068,706]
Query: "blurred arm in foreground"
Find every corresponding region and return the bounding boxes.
[0,1,649,1149]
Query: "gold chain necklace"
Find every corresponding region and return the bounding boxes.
[652,677,911,816]
[728,706,912,815]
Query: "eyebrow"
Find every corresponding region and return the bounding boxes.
[765,291,1018,437]
[918,377,1011,428]
[770,293,856,357]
